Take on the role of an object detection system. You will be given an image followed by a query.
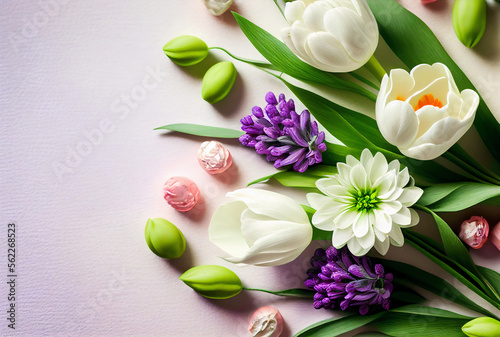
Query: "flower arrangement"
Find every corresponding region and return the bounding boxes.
[149,0,500,336]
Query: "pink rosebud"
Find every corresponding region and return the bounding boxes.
[459,216,489,249]
[163,177,200,212]
[248,306,283,337]
[421,0,438,3]
[198,140,232,174]
[491,222,500,251]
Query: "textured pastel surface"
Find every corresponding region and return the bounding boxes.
[0,0,499,336]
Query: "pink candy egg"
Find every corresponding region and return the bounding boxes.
[163,177,200,212]
[198,140,232,174]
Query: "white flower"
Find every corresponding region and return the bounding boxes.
[376,63,479,160]
[281,0,379,73]
[209,188,312,266]
[307,149,423,256]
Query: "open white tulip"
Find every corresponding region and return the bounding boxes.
[376,63,479,160]
[209,188,312,266]
[281,0,379,73]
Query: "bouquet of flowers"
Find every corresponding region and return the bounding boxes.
[147,0,500,335]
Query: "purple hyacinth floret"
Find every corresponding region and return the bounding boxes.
[239,92,327,173]
[304,247,393,315]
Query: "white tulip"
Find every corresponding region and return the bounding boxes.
[376,63,479,160]
[209,188,312,266]
[281,0,379,73]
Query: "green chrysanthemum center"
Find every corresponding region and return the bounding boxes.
[353,190,379,211]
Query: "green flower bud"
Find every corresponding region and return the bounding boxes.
[179,265,242,299]
[144,218,186,259]
[462,317,500,337]
[452,0,486,48]
[163,35,209,66]
[201,61,237,104]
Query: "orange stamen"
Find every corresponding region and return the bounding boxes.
[413,94,443,111]
[396,95,405,101]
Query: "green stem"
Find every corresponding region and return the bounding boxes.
[272,0,286,20]
[349,72,380,91]
[442,151,500,185]
[209,47,276,70]
[364,55,386,82]
[242,286,315,298]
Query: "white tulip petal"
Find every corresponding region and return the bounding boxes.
[332,227,353,247]
[445,90,463,120]
[306,32,355,72]
[241,212,293,246]
[303,1,331,31]
[209,201,250,257]
[284,0,307,23]
[414,105,448,139]
[398,186,423,207]
[324,7,375,63]
[374,209,392,234]
[409,76,449,109]
[290,21,315,60]
[377,100,419,148]
[374,237,390,255]
[228,188,309,224]
[410,63,449,93]
[377,74,390,112]
[459,89,480,120]
[281,27,303,59]
[386,68,415,102]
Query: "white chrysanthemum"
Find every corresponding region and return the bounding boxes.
[307,149,423,256]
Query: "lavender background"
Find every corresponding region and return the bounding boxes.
[1,0,500,336]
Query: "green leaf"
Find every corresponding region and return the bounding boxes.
[404,231,500,310]
[403,230,445,254]
[321,144,362,167]
[243,286,315,298]
[389,305,472,320]
[371,312,470,336]
[418,183,464,206]
[367,0,500,163]
[280,78,391,152]
[233,12,378,101]
[378,259,497,318]
[426,183,500,212]
[390,288,425,305]
[294,312,385,337]
[247,165,335,188]
[477,266,500,301]
[154,123,244,138]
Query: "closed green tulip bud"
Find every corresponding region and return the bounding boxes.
[462,317,500,337]
[144,218,186,259]
[179,265,242,299]
[452,0,487,48]
[201,61,237,104]
[163,35,209,66]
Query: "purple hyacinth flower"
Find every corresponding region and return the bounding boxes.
[304,247,393,315]
[239,92,327,172]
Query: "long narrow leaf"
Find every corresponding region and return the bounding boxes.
[371,313,470,337]
[154,123,244,138]
[233,13,377,101]
[294,312,385,337]
[426,183,500,212]
[418,183,465,206]
[477,266,500,301]
[378,259,496,318]
[390,305,472,320]
[367,0,500,163]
